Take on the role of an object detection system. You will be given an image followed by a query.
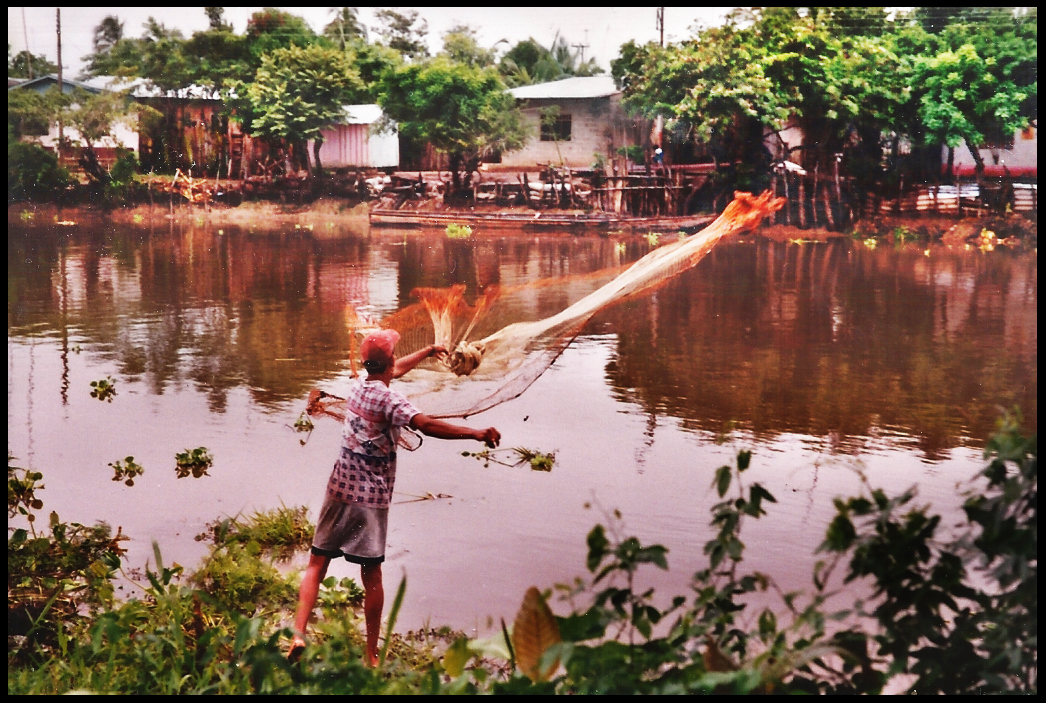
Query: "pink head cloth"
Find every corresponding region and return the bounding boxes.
[360,329,400,367]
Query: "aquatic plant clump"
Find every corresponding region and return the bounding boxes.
[445,223,473,239]
[89,377,117,402]
[108,456,144,487]
[175,447,213,478]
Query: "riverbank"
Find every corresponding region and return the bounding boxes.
[8,198,1036,246]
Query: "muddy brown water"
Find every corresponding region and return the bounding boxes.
[7,214,1036,638]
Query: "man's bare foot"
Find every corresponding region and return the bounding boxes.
[287,636,306,663]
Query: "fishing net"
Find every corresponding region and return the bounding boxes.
[319,190,784,420]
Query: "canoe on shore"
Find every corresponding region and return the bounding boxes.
[369,209,715,234]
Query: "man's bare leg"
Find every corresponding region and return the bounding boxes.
[291,553,331,657]
[360,563,384,667]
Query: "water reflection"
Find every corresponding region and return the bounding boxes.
[9,222,1036,458]
[598,239,1036,459]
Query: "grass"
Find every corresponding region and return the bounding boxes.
[196,504,314,561]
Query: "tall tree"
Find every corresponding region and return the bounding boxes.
[440,24,497,68]
[324,7,367,50]
[93,15,124,55]
[62,87,149,184]
[913,43,1031,188]
[372,9,429,59]
[240,44,364,175]
[8,49,59,78]
[378,57,529,193]
[204,7,231,32]
[499,35,603,87]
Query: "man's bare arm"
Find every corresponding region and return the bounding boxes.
[393,345,447,378]
[410,413,500,448]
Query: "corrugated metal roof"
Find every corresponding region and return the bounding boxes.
[508,75,619,100]
[340,104,385,125]
[7,74,105,94]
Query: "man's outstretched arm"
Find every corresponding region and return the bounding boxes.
[410,413,500,448]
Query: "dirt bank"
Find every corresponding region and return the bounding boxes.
[9,198,371,229]
[9,199,1036,245]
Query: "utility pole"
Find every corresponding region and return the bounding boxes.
[656,7,665,47]
[57,8,63,160]
[22,7,33,78]
[572,30,589,65]
[56,8,62,89]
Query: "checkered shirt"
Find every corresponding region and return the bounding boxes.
[326,378,420,507]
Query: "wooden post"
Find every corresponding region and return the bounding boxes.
[833,153,845,226]
[823,181,835,229]
[812,162,820,227]
[798,173,806,228]
[170,169,180,216]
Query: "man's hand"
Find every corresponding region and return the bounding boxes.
[477,427,501,449]
[429,345,449,361]
[306,389,324,416]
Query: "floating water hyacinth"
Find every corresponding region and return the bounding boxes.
[175,447,213,479]
[445,223,473,239]
[90,377,117,402]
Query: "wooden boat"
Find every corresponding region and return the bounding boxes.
[369,208,714,234]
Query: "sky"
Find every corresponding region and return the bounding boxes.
[9,7,735,80]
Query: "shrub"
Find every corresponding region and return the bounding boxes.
[8,140,73,202]
[444,412,1036,695]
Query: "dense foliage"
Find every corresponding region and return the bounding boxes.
[235,44,365,175]
[612,7,1037,197]
[378,58,529,194]
[13,7,1032,203]
[8,411,1035,694]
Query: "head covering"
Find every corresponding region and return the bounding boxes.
[360,329,399,370]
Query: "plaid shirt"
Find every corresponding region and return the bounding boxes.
[326,378,420,507]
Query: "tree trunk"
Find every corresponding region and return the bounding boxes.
[812,162,820,227]
[78,143,108,185]
[966,140,988,212]
[823,181,836,230]
[312,136,324,176]
[449,153,463,195]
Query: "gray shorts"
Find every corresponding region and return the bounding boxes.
[311,494,388,565]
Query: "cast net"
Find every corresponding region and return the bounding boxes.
[318,190,784,420]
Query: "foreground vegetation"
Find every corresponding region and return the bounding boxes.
[8,411,1036,694]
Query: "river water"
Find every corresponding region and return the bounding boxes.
[7,214,1037,637]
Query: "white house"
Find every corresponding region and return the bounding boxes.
[316,104,399,169]
[8,74,139,157]
[504,76,641,170]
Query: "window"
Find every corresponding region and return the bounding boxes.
[540,114,572,142]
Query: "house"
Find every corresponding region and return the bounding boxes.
[8,74,140,164]
[125,80,222,175]
[315,104,399,170]
[948,124,1037,178]
[504,76,643,170]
